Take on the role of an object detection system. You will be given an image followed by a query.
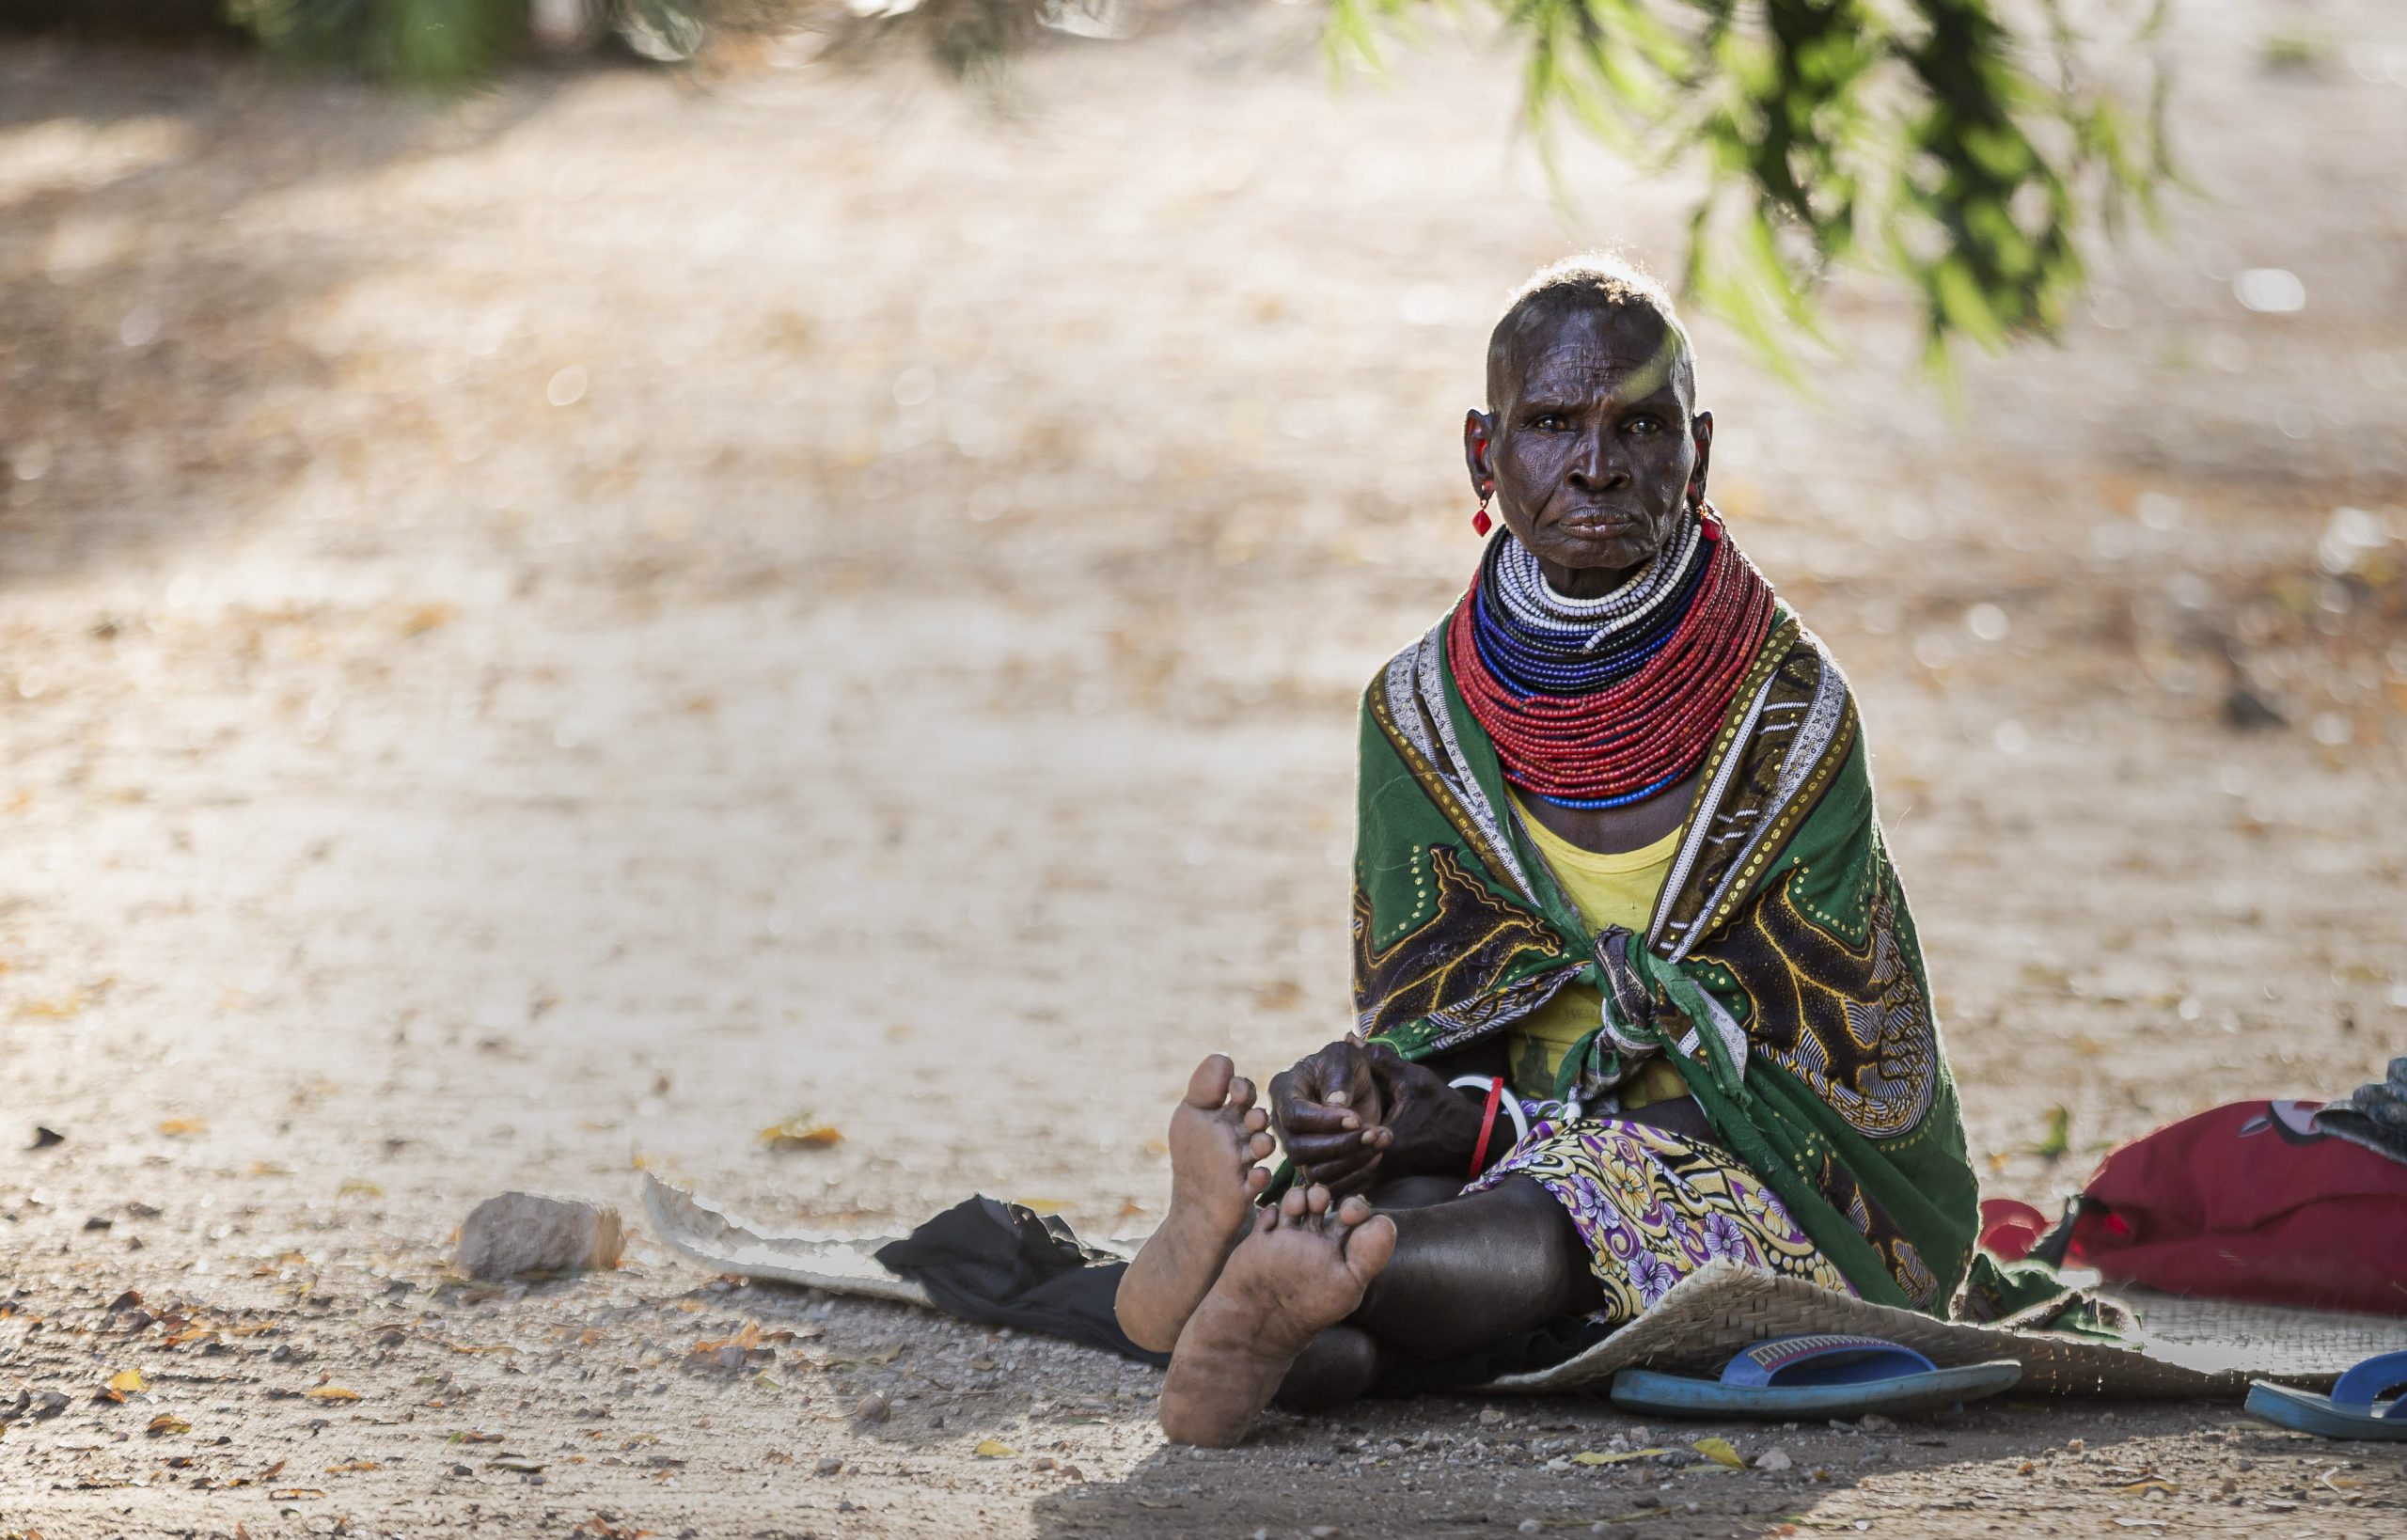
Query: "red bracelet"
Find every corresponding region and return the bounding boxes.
[1468,1076,1506,1178]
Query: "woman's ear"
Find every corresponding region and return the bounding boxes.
[1687,409,1714,510]
[1463,408,1498,498]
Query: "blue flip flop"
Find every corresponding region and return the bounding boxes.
[2246,1351,2407,1441]
[1610,1332,2023,1420]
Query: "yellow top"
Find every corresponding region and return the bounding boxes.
[1505,798,1688,1106]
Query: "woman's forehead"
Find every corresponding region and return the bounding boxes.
[1510,342,1683,403]
[1502,306,1685,402]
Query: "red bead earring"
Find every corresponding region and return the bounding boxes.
[1472,495,1493,537]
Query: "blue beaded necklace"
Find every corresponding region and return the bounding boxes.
[1467,518,1708,699]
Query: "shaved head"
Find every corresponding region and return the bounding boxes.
[1486,255,1695,414]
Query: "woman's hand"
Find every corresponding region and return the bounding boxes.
[1267,1037,1391,1195]
[1269,1035,1495,1193]
[1359,1040,1490,1179]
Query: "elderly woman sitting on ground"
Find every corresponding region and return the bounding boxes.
[1113,256,1978,1446]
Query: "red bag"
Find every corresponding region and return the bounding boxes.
[2049,1100,2407,1317]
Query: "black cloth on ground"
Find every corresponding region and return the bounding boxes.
[873,1196,1167,1366]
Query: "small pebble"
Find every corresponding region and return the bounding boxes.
[1754,1448,1792,1472]
[1518,1522,1543,1534]
[2067,1438,2085,1454]
[1030,1455,1054,1472]
[814,1456,842,1476]
[1478,1407,1507,1427]
[1856,1412,1894,1432]
[448,1463,473,1477]
[853,1392,891,1424]
[1310,1527,1340,1539]
[1058,1464,1083,1482]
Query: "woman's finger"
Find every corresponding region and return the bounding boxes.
[1277,1102,1361,1135]
[1282,1133,1376,1167]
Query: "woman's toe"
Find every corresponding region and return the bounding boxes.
[1184,1054,1235,1109]
[1343,1214,1398,1280]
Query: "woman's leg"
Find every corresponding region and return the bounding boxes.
[1270,1175,1599,1408]
[1355,1175,1602,1354]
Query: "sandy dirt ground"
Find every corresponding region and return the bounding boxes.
[5,2,2407,1535]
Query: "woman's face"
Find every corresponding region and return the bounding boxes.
[1465,306,1710,584]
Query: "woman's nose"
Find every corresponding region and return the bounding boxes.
[1569,430,1627,488]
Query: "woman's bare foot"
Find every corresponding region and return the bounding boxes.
[1157,1184,1398,1447]
[1115,1054,1276,1353]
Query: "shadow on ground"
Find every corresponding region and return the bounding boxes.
[1023,1390,2264,1540]
[0,46,578,587]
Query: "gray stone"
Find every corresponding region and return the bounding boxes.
[455,1191,624,1280]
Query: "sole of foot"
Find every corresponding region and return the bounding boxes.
[1114,1053,1276,1354]
[1157,1183,1397,1447]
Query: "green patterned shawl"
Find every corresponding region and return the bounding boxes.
[1351,601,1979,1313]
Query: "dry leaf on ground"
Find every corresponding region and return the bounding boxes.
[758,1115,842,1151]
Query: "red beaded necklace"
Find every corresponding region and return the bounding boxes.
[1449,514,1775,807]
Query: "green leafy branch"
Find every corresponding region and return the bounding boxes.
[1329,0,2178,378]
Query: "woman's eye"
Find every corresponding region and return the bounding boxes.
[1534,415,1568,431]
[1627,416,1662,435]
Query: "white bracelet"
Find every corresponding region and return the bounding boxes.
[1448,1075,1532,1148]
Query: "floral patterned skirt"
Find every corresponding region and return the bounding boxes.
[1463,1111,1852,1322]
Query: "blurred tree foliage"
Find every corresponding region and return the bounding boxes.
[224,0,708,82]
[1325,0,2173,374]
[208,0,2170,369]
